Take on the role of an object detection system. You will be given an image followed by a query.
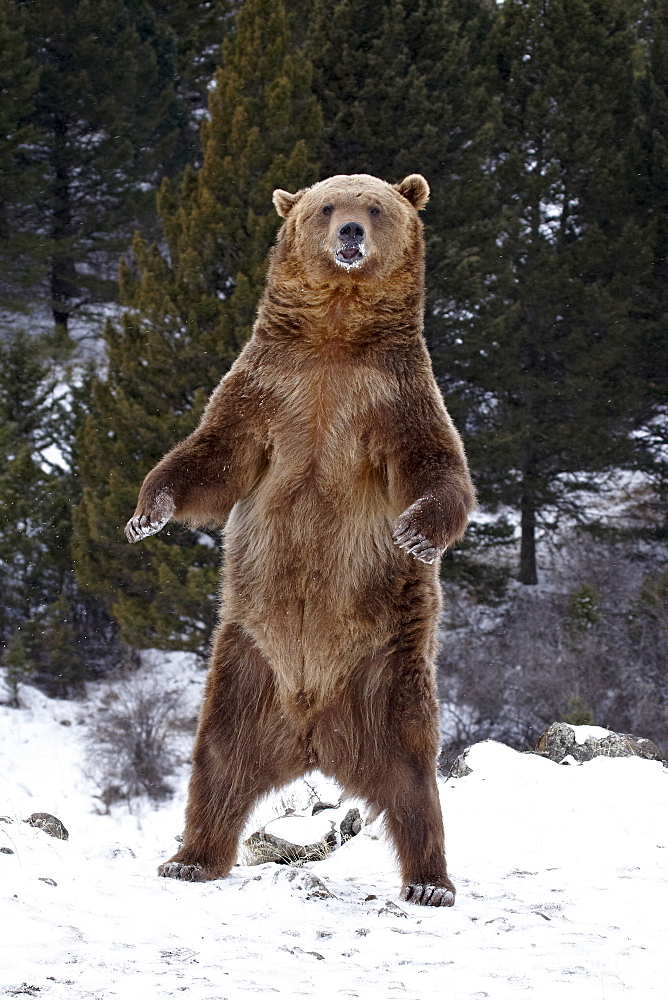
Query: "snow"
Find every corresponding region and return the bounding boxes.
[1,666,668,999]
[569,724,612,745]
[263,812,345,847]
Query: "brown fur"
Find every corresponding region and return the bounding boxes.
[126,173,476,905]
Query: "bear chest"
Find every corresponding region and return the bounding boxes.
[264,364,391,490]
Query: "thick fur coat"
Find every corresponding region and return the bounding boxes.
[126,173,476,906]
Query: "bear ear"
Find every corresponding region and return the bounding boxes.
[394,174,430,211]
[272,187,305,219]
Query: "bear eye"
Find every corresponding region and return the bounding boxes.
[322,205,333,216]
[369,205,381,216]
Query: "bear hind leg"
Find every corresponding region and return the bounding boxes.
[331,754,454,906]
[159,624,308,882]
[361,750,455,907]
[316,641,454,906]
[388,765,455,907]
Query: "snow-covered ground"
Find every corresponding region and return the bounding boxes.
[1,659,667,1000]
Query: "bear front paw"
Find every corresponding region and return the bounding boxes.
[125,490,175,543]
[392,524,443,565]
[392,498,446,565]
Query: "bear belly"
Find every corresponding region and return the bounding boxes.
[220,455,403,711]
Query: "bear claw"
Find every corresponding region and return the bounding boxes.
[125,491,175,543]
[392,527,442,565]
[125,513,169,543]
[400,883,455,907]
[158,861,207,882]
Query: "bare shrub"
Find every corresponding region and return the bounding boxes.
[438,532,668,765]
[86,674,183,807]
[438,586,569,758]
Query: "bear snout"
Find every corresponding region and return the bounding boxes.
[338,221,365,244]
[334,221,367,268]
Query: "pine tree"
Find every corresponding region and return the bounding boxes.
[12,595,88,698]
[3,629,32,707]
[0,331,65,641]
[146,0,236,129]
[177,0,323,347]
[0,0,43,308]
[73,0,322,653]
[16,0,192,337]
[0,330,73,691]
[430,0,655,584]
[72,285,223,654]
[305,0,490,184]
[304,0,388,175]
[631,0,668,490]
[0,328,125,697]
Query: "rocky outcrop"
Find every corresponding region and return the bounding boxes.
[534,723,664,764]
[446,723,665,779]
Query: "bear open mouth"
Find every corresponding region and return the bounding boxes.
[335,243,365,268]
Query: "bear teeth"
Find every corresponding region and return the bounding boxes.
[334,242,366,269]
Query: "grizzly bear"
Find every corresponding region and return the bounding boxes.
[126,172,476,906]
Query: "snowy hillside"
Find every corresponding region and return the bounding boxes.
[1,660,667,1000]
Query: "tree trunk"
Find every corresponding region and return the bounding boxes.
[519,493,538,585]
[50,116,76,335]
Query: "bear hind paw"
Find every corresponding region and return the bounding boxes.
[158,861,207,882]
[400,883,455,907]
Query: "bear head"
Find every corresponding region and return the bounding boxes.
[271,173,429,288]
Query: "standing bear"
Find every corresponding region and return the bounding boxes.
[126,172,476,906]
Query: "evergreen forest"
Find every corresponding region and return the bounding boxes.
[1,0,667,755]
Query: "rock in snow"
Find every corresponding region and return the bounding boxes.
[245,805,364,865]
[24,812,69,841]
